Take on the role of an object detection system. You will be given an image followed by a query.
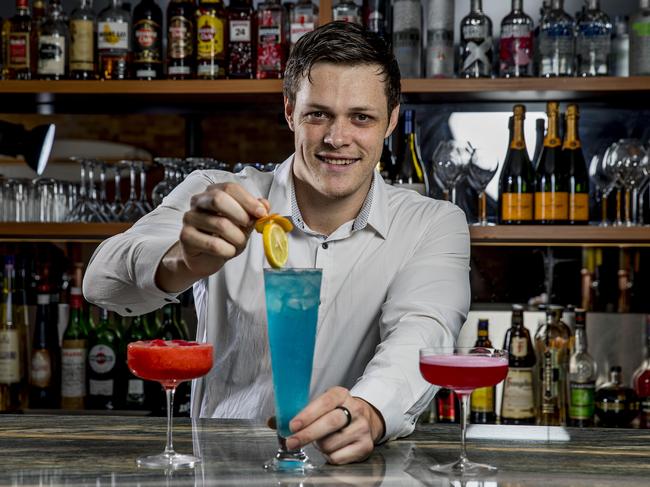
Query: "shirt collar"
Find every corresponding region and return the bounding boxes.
[266,154,389,239]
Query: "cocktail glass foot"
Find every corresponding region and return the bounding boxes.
[264,436,315,472]
[137,452,201,469]
[430,457,497,477]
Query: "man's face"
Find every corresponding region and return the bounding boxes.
[285,62,399,203]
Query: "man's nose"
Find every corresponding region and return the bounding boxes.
[323,119,351,149]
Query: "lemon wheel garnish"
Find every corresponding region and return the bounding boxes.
[262,222,289,268]
[255,213,293,233]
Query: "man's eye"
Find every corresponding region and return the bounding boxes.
[355,114,371,122]
[308,111,326,119]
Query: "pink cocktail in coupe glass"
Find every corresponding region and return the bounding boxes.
[127,339,214,469]
[419,347,508,476]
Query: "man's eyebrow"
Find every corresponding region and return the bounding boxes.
[302,103,379,113]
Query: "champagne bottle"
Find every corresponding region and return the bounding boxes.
[470,319,496,424]
[499,104,535,224]
[563,104,589,225]
[395,109,429,196]
[532,118,545,168]
[535,101,568,224]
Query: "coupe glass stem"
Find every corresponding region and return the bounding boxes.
[164,387,175,456]
[459,393,469,465]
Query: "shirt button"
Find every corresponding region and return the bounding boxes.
[322,242,329,249]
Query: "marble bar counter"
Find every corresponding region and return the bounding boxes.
[1,414,649,486]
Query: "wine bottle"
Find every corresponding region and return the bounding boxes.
[562,104,589,225]
[395,109,429,196]
[60,288,88,410]
[535,101,568,224]
[470,319,496,424]
[499,104,535,224]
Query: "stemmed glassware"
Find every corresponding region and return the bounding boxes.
[120,160,151,222]
[152,158,183,208]
[589,149,617,227]
[467,148,499,226]
[66,158,108,222]
[419,347,508,477]
[605,139,649,226]
[97,161,119,221]
[432,140,472,203]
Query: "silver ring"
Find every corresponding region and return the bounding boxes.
[335,405,352,430]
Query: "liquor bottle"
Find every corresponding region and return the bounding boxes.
[87,308,119,410]
[538,0,575,77]
[289,0,317,51]
[123,315,148,410]
[534,305,571,426]
[595,366,640,427]
[435,388,459,423]
[499,0,534,78]
[69,0,97,80]
[629,0,650,76]
[535,101,568,224]
[167,0,195,79]
[363,0,390,41]
[6,0,33,80]
[425,0,454,78]
[37,0,68,80]
[195,0,227,79]
[227,0,254,79]
[395,109,429,196]
[60,288,88,410]
[459,0,493,78]
[159,305,191,416]
[532,0,550,76]
[31,0,46,76]
[499,104,535,224]
[332,0,361,24]
[132,0,163,80]
[632,316,650,428]
[0,258,29,412]
[568,309,597,427]
[29,292,60,408]
[470,319,496,424]
[501,305,536,425]
[575,0,611,77]
[392,0,422,78]
[256,0,285,79]
[98,0,131,80]
[562,104,589,225]
[610,16,629,77]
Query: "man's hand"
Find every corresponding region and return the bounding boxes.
[156,182,269,293]
[283,386,385,465]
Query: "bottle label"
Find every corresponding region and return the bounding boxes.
[168,65,191,75]
[641,397,650,414]
[197,15,225,60]
[169,16,194,59]
[501,193,533,221]
[230,20,251,43]
[128,378,144,395]
[61,344,86,398]
[30,349,52,388]
[511,337,528,358]
[8,33,30,69]
[596,400,625,412]
[540,349,562,414]
[257,26,282,72]
[38,35,66,75]
[98,21,129,51]
[570,193,589,222]
[539,28,574,76]
[134,19,161,64]
[89,379,114,397]
[0,330,21,384]
[290,22,315,45]
[501,368,535,419]
[535,192,569,221]
[470,386,494,413]
[70,19,94,71]
[463,24,488,40]
[499,28,533,67]
[88,344,116,374]
[569,381,595,420]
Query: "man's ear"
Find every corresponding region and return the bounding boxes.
[284,96,295,132]
[385,104,400,138]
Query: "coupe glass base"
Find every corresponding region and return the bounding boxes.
[264,448,315,473]
[136,452,201,469]
[430,458,497,477]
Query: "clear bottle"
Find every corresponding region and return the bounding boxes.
[37,0,68,80]
[196,0,228,79]
[425,0,454,78]
[392,0,422,78]
[363,0,390,40]
[60,288,88,410]
[611,16,629,77]
[568,309,597,427]
[575,0,611,77]
[395,109,429,196]
[6,0,33,80]
[132,0,163,80]
[256,0,285,79]
[499,0,534,78]
[227,0,255,79]
[632,315,650,428]
[97,0,131,79]
[290,0,318,50]
[69,0,97,79]
[629,0,650,76]
[332,0,361,24]
[460,0,493,78]
[538,0,575,77]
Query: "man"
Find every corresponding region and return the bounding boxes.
[84,22,470,465]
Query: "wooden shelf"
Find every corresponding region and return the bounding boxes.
[0,223,131,242]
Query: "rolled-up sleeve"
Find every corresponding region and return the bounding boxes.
[350,203,471,441]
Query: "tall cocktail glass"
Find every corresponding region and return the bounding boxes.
[127,339,214,469]
[264,268,322,472]
[419,347,508,476]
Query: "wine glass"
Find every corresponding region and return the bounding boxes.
[589,148,617,227]
[152,157,183,208]
[264,268,322,472]
[612,139,648,226]
[127,339,214,469]
[419,347,509,477]
[432,140,472,203]
[467,148,499,226]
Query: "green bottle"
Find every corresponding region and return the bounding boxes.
[87,308,119,410]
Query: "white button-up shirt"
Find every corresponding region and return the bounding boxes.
[83,156,470,441]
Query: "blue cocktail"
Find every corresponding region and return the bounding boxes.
[264,268,322,472]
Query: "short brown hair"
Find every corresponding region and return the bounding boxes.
[283,21,401,115]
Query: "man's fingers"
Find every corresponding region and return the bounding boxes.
[183,211,248,250]
[315,415,369,453]
[179,225,237,259]
[191,189,252,227]
[289,386,349,432]
[286,402,355,450]
[323,439,373,465]
[200,183,267,221]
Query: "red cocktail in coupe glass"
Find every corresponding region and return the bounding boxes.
[419,347,508,476]
[127,339,213,469]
